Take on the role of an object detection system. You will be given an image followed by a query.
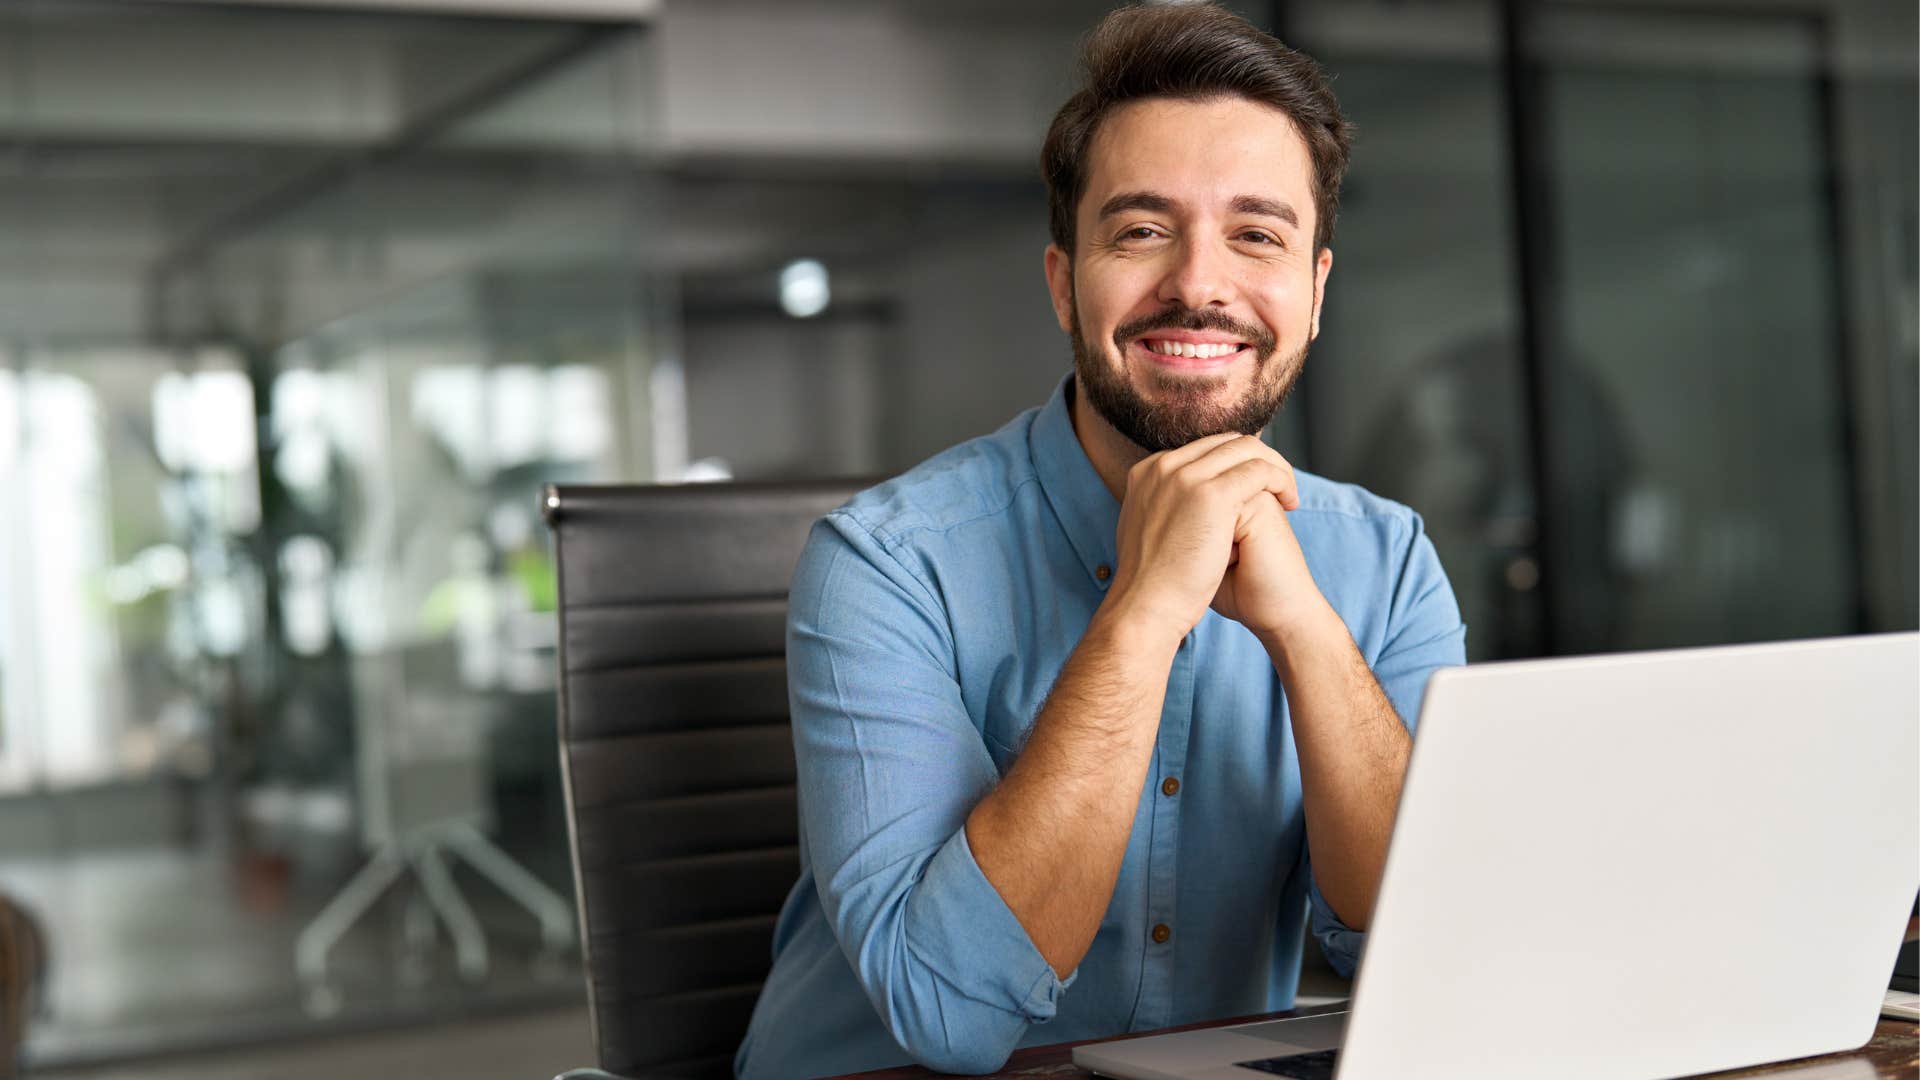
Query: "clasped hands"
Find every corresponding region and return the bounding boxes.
[1104,432,1334,652]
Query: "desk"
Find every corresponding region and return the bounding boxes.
[833,1002,1920,1079]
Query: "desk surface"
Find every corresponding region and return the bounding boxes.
[834,1003,1920,1079]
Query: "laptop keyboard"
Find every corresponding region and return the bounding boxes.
[1236,1049,1340,1078]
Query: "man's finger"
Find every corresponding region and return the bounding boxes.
[1190,441,1295,504]
[1231,487,1286,541]
[1145,431,1245,475]
[1210,457,1296,513]
[1186,435,1298,511]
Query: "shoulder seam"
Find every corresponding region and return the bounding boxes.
[818,507,961,662]
[859,471,1045,551]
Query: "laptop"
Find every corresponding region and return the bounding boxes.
[1075,633,1920,1080]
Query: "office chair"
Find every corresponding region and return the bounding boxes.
[543,480,866,1080]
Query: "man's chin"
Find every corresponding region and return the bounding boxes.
[1149,408,1266,447]
[1134,369,1239,402]
[1101,395,1265,452]
[1131,370,1259,423]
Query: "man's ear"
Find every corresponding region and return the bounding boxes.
[1044,243,1074,334]
[1309,246,1333,341]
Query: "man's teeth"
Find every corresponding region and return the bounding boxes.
[1146,340,1240,359]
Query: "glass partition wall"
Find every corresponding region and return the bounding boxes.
[1523,3,1878,652]
[1290,0,1916,660]
[0,2,660,1063]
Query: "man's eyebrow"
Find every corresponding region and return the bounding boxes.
[1097,190,1301,230]
[1096,190,1175,220]
[1231,194,1300,229]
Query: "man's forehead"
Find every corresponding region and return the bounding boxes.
[1081,95,1315,212]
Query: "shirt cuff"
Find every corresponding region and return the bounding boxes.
[1307,871,1367,979]
[906,824,1077,1023]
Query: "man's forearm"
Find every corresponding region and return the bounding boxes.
[1261,604,1412,931]
[965,606,1180,977]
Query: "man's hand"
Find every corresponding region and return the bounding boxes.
[1104,433,1299,645]
[1211,474,1336,646]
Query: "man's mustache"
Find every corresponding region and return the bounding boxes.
[1111,307,1277,356]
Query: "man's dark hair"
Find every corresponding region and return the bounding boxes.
[1042,3,1353,256]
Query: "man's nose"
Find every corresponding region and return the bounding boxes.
[1156,236,1237,309]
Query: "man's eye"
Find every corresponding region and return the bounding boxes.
[1238,231,1278,245]
[1121,226,1160,241]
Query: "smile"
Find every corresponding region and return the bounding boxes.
[1144,339,1242,359]
[1132,336,1251,371]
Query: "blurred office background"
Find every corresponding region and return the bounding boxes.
[0,0,1911,1075]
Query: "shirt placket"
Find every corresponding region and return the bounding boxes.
[1134,628,1195,1031]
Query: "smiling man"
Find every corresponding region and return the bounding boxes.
[735,5,1466,1077]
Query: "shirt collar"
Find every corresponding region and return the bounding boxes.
[1029,374,1121,588]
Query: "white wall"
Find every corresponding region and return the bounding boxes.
[656,1,1106,163]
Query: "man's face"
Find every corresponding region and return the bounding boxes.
[1045,95,1334,453]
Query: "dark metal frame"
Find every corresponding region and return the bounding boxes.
[1804,10,1874,633]
[1497,0,1566,657]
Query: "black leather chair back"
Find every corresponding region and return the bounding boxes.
[543,481,864,1079]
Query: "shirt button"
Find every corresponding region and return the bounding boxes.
[1151,923,1171,944]
[1095,563,1111,581]
[1161,777,1180,797]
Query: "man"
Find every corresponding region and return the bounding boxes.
[736,5,1465,1076]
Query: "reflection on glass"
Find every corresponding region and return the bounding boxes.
[0,0,659,1064]
[1295,0,1911,658]
[1534,6,1857,650]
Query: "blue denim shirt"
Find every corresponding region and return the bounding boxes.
[736,376,1466,1077]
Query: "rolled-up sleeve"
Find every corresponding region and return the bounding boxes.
[1303,511,1466,978]
[786,512,1070,1074]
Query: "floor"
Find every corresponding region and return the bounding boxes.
[34,1005,594,1080]
[7,843,582,1071]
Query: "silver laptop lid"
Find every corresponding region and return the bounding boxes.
[1337,632,1919,1080]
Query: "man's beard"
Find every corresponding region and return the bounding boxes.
[1071,296,1306,454]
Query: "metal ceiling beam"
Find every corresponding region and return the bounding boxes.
[130,0,658,23]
